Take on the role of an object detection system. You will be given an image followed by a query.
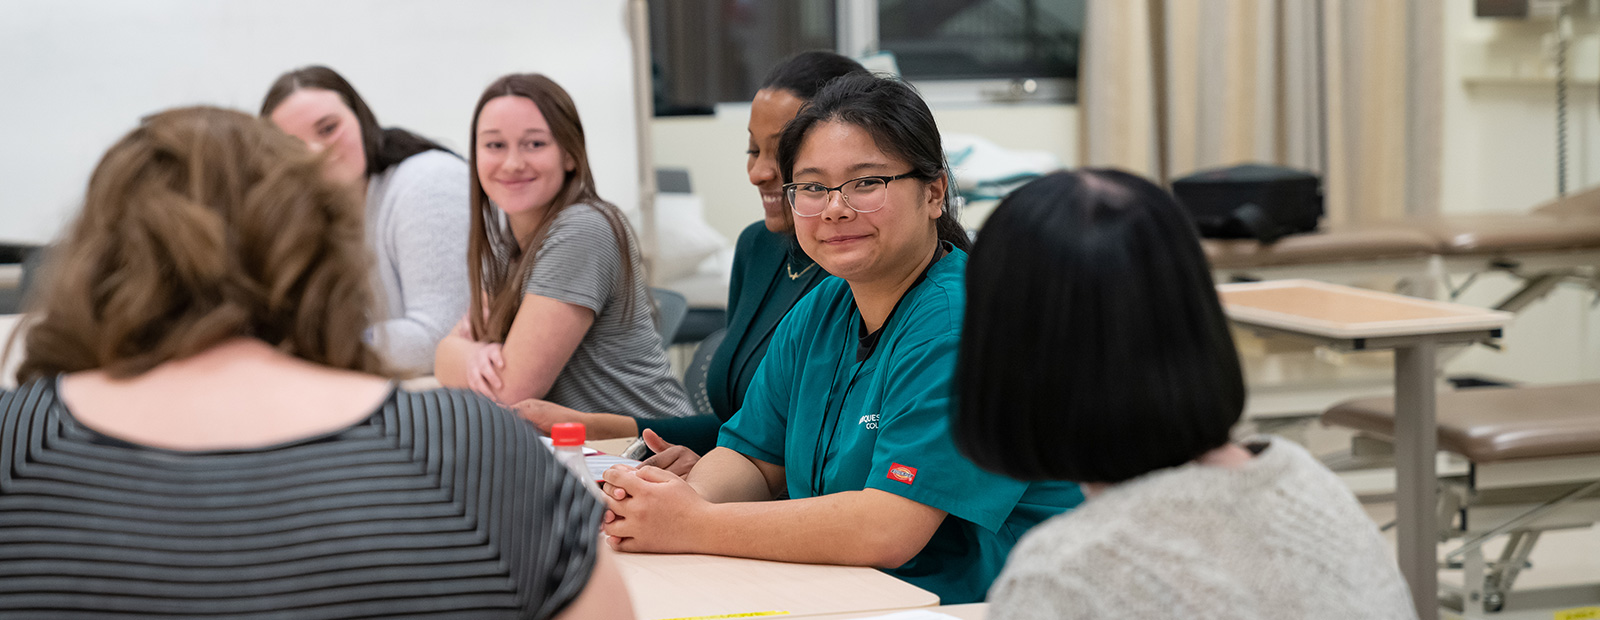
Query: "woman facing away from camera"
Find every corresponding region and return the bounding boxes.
[0,107,630,619]
[262,65,471,375]
[599,73,1083,605]
[433,73,693,422]
[954,170,1416,620]
[511,51,869,458]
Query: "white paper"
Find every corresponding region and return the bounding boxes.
[585,455,641,481]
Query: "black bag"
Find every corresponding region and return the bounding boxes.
[1171,164,1323,244]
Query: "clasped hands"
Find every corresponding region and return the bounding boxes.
[598,460,708,553]
[595,430,712,552]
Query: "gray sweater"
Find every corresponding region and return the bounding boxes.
[364,150,471,374]
[988,437,1417,620]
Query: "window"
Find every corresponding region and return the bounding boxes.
[650,0,1084,115]
[877,0,1081,82]
[649,1,836,115]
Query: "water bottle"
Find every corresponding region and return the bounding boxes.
[550,422,607,501]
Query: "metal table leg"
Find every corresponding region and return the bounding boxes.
[1394,338,1439,620]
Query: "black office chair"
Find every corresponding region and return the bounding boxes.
[681,328,726,418]
[649,287,689,348]
[673,307,728,345]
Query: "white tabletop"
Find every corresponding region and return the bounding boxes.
[615,551,939,620]
[794,603,987,619]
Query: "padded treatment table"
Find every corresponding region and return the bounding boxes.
[1205,227,1441,271]
[1206,215,1600,275]
[1325,383,1600,617]
[1533,184,1600,218]
[1207,212,1600,325]
[1424,215,1600,314]
[1425,215,1600,256]
[1204,184,1600,276]
[1326,383,1600,463]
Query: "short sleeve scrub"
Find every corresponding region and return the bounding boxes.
[718,246,1085,604]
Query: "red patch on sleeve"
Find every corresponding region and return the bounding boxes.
[887,463,917,485]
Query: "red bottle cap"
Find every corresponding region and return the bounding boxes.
[550,422,586,447]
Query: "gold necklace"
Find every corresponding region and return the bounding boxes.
[786,260,818,280]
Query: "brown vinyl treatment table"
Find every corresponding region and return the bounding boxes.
[1325,383,1600,618]
[1205,191,1600,313]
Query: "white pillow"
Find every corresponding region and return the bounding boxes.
[647,192,730,282]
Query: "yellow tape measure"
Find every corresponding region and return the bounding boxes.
[658,612,790,620]
[1555,606,1600,620]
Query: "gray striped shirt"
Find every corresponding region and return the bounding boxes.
[523,203,693,419]
[0,379,603,618]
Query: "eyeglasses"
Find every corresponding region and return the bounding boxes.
[783,172,919,218]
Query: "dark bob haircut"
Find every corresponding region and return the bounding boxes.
[776,73,971,252]
[760,50,868,100]
[954,169,1245,484]
[260,65,449,178]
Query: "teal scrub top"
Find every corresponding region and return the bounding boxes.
[718,247,1084,604]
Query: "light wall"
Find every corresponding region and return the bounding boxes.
[1440,3,1600,214]
[1438,2,1600,383]
[0,0,641,245]
[652,102,1078,242]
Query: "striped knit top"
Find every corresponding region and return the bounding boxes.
[0,378,603,619]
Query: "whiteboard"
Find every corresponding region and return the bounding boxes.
[0,0,641,244]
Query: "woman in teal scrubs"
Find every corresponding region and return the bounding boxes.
[600,73,1083,605]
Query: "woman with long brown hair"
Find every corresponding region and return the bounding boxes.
[506,51,867,452]
[262,66,470,375]
[0,106,631,619]
[433,74,693,422]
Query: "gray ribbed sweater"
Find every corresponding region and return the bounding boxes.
[364,150,472,374]
[988,437,1417,620]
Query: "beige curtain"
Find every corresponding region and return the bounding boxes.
[1078,0,1443,226]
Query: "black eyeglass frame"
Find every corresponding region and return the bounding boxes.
[782,171,921,218]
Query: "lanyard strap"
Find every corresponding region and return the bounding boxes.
[810,242,947,496]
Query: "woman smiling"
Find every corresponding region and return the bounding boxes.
[600,73,1082,604]
[261,66,470,375]
[433,74,692,423]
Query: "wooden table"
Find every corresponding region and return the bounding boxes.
[793,603,987,619]
[1218,279,1512,620]
[589,437,636,456]
[614,551,939,620]
[388,389,941,619]
[398,375,442,391]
